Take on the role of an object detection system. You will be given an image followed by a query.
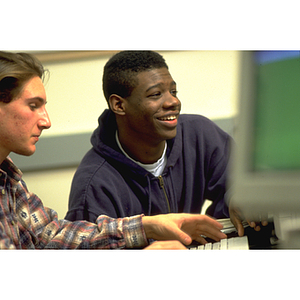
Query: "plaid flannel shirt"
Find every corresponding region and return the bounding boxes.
[0,158,148,249]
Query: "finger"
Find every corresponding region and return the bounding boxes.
[180,216,224,241]
[192,235,209,245]
[194,218,226,233]
[200,229,227,242]
[229,209,245,236]
[232,219,244,236]
[193,225,227,242]
[248,221,262,231]
[201,216,224,230]
[260,214,269,226]
[249,219,268,228]
[249,221,255,228]
[237,223,245,237]
[188,214,224,230]
[254,225,261,231]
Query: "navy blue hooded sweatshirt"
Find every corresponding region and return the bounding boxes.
[65,109,231,223]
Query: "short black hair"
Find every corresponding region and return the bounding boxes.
[102,51,168,104]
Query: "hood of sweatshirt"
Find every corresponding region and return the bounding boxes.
[90,109,182,180]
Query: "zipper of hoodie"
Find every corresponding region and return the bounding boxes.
[158,175,171,213]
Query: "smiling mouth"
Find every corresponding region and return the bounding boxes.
[158,115,177,121]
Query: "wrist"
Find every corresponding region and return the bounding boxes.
[142,216,155,239]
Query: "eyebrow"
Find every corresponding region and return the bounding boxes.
[146,80,177,92]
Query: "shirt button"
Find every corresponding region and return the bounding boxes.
[1,189,5,195]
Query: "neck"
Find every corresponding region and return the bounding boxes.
[0,149,9,165]
[117,131,166,164]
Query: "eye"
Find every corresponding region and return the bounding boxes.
[29,101,42,111]
[171,90,178,97]
[29,103,37,110]
[148,91,161,98]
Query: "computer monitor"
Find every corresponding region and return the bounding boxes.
[230,51,300,229]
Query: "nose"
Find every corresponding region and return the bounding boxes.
[38,107,51,130]
[163,92,181,109]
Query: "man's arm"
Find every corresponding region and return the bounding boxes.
[30,202,149,249]
[0,223,16,249]
[26,192,226,249]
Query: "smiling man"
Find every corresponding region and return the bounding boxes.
[112,67,180,165]
[66,51,233,225]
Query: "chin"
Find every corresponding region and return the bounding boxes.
[164,129,177,140]
[25,149,36,156]
[15,147,36,157]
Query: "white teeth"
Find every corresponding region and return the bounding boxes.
[160,115,176,121]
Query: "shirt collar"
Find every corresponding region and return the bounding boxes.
[115,131,167,176]
[0,157,23,184]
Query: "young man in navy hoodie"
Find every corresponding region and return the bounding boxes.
[66,51,250,236]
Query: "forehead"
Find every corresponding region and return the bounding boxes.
[134,68,176,91]
[17,76,46,103]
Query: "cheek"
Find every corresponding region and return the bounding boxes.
[13,111,33,125]
[11,114,33,137]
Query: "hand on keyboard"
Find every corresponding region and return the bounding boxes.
[188,219,250,250]
[229,203,268,236]
[143,213,227,246]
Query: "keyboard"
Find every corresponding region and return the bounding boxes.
[189,236,249,250]
[188,218,250,250]
[218,218,249,235]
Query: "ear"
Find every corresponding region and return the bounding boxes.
[109,94,126,116]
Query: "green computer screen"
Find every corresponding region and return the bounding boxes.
[253,51,300,171]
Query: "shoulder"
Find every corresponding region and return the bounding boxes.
[179,114,215,127]
[176,114,233,154]
[178,114,228,136]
